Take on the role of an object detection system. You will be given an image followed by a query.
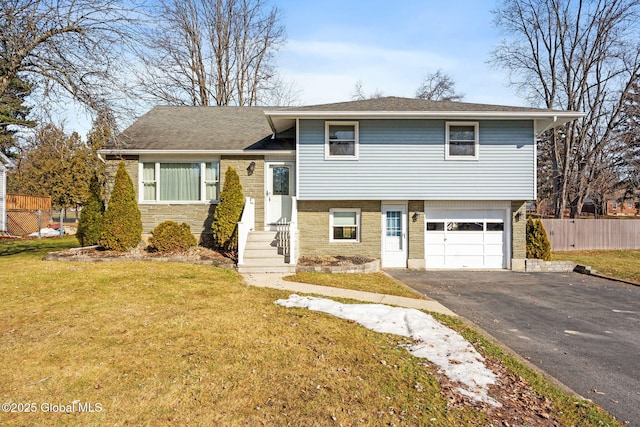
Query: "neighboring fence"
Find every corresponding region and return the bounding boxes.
[7,194,52,211]
[6,209,52,236]
[6,195,53,237]
[541,219,640,251]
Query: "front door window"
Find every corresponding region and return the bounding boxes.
[272,166,290,196]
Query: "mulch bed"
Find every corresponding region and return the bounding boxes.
[297,255,375,266]
[45,245,235,268]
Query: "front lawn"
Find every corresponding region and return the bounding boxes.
[284,272,423,299]
[0,238,620,426]
[552,250,640,283]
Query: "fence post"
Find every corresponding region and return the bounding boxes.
[37,210,42,238]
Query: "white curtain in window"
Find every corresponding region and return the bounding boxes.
[205,162,219,200]
[160,163,200,201]
[142,163,156,201]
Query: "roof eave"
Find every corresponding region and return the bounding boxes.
[99,149,296,156]
[265,110,586,133]
[0,151,14,168]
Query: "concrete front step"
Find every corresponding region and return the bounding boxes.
[240,231,292,273]
[242,256,288,265]
[245,240,277,250]
[248,232,279,242]
[238,264,296,274]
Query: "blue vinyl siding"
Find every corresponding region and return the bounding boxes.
[297,119,535,200]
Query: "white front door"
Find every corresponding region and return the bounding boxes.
[265,162,294,225]
[382,203,408,268]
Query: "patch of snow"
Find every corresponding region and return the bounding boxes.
[275,294,500,406]
[28,228,62,238]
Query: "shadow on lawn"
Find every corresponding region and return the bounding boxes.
[0,236,79,257]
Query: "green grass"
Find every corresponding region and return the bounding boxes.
[0,238,621,426]
[283,272,424,299]
[552,249,640,283]
[0,235,79,258]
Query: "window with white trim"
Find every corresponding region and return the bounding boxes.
[141,161,219,202]
[325,121,359,159]
[446,122,479,159]
[330,208,360,242]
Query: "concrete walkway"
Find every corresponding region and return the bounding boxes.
[241,273,457,317]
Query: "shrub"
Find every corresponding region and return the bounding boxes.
[212,166,244,252]
[99,162,142,251]
[526,216,551,261]
[76,175,104,246]
[148,221,197,253]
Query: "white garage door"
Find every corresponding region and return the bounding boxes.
[425,209,507,269]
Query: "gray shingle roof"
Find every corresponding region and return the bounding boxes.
[272,96,564,113]
[109,97,582,152]
[110,106,284,151]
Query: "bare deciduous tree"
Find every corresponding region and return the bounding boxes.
[351,80,384,101]
[136,0,287,106]
[491,0,640,218]
[415,69,464,101]
[0,0,138,111]
[618,73,640,199]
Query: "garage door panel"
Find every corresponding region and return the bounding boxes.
[485,245,504,256]
[425,208,507,269]
[446,244,484,257]
[446,232,484,245]
[484,256,504,268]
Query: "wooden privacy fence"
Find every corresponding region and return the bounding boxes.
[6,195,53,236]
[7,194,52,211]
[541,219,640,251]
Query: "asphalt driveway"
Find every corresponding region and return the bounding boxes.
[388,270,640,426]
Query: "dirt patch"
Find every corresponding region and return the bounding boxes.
[297,255,375,266]
[45,245,235,268]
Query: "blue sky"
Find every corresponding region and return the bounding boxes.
[60,0,523,135]
[275,0,521,106]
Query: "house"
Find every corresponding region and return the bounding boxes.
[607,199,639,216]
[102,97,582,272]
[0,152,15,232]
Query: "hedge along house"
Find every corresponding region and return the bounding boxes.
[102,97,582,272]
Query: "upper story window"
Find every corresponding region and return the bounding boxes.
[141,161,219,203]
[446,122,479,160]
[325,121,359,160]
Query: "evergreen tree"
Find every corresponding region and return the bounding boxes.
[0,75,35,157]
[7,124,93,209]
[99,162,142,251]
[212,167,244,253]
[76,174,105,246]
[85,110,113,189]
[526,217,552,261]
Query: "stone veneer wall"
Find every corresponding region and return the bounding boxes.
[297,200,381,259]
[525,259,577,272]
[408,200,425,269]
[105,156,268,244]
[511,200,527,271]
[220,156,265,229]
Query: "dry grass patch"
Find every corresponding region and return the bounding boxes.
[1,252,489,426]
[283,272,423,299]
[552,249,640,283]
